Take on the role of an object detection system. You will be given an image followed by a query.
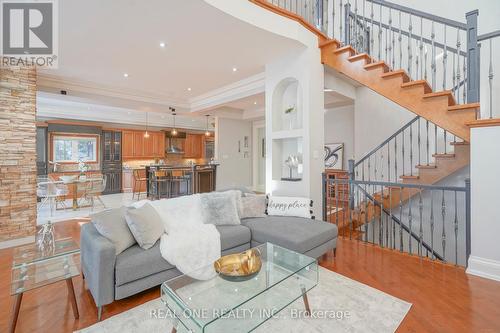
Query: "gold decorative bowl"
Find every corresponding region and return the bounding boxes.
[214,248,262,282]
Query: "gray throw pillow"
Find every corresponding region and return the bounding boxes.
[240,195,267,219]
[125,203,165,250]
[217,186,254,196]
[91,207,136,255]
[201,192,240,225]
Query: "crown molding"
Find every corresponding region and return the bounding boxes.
[37,73,191,109]
[189,72,265,113]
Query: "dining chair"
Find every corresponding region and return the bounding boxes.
[132,169,148,200]
[80,175,107,211]
[37,176,69,216]
[149,169,169,200]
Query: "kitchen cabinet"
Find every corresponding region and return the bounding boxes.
[122,130,164,159]
[103,130,122,162]
[184,134,203,158]
[103,170,122,194]
[122,131,135,158]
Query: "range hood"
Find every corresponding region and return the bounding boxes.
[165,131,185,154]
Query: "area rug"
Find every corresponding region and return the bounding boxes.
[76,267,411,333]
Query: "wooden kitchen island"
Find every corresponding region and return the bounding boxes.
[145,164,217,198]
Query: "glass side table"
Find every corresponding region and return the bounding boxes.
[9,237,80,333]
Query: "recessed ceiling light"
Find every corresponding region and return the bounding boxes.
[123,73,129,78]
[324,88,333,92]
[159,42,166,48]
[232,67,237,72]
[254,101,257,105]
[187,87,192,91]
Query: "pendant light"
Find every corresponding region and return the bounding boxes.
[205,115,211,137]
[144,112,150,138]
[170,107,178,136]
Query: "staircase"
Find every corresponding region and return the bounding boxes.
[250,0,484,265]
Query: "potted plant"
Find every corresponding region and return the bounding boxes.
[78,160,89,180]
[283,105,296,130]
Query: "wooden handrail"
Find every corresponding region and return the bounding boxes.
[249,0,329,43]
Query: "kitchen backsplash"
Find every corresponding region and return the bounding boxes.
[123,156,206,169]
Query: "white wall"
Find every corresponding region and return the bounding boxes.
[354,87,415,160]
[215,117,253,189]
[467,125,500,281]
[324,105,355,165]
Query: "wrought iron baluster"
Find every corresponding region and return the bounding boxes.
[408,195,412,255]
[372,185,375,244]
[426,120,430,165]
[391,9,396,69]
[362,0,366,52]
[408,14,413,78]
[430,190,435,259]
[454,190,459,265]
[389,187,394,249]
[488,38,494,119]
[462,54,466,107]
[332,0,336,39]
[394,137,398,182]
[374,151,378,181]
[402,130,405,176]
[364,183,369,242]
[419,17,424,80]
[354,0,358,50]
[388,8,393,66]
[444,130,447,154]
[339,0,343,44]
[431,21,436,91]
[336,178,339,226]
[379,184,384,247]
[387,143,391,182]
[378,5,382,61]
[417,117,421,167]
[443,24,447,91]
[367,155,371,182]
[418,190,424,257]
[409,123,413,176]
[452,29,457,102]
[369,1,374,55]
[399,186,403,252]
[441,189,446,262]
[398,11,402,69]
[456,28,462,104]
[434,123,438,155]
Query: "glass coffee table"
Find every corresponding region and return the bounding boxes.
[9,238,80,333]
[161,243,318,333]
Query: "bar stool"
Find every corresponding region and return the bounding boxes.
[149,169,170,200]
[133,169,148,200]
[169,170,191,197]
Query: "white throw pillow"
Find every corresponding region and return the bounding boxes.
[148,194,204,233]
[267,196,312,218]
[91,207,136,255]
[240,195,267,219]
[125,203,165,250]
[200,191,241,225]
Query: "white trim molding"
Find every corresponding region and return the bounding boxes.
[467,256,500,282]
[0,235,35,250]
[190,73,265,113]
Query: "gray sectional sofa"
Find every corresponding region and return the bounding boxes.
[81,213,338,320]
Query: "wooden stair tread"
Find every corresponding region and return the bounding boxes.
[416,164,437,169]
[450,141,469,146]
[401,80,432,93]
[380,69,410,83]
[432,153,455,158]
[348,53,371,63]
[400,175,419,179]
[423,90,456,105]
[319,39,340,48]
[364,61,389,72]
[448,103,480,112]
[333,45,355,55]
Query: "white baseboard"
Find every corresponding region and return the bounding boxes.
[466,256,500,282]
[0,235,35,249]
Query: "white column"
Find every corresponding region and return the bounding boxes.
[265,48,325,217]
[467,124,500,282]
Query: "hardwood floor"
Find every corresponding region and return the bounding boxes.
[1,220,499,333]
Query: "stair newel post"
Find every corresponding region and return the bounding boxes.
[348,159,355,240]
[344,1,351,46]
[465,178,471,266]
[465,10,479,104]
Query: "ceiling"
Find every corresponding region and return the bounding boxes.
[39,0,302,112]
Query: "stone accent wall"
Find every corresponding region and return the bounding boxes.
[0,66,37,242]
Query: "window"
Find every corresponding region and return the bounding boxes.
[52,135,98,163]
